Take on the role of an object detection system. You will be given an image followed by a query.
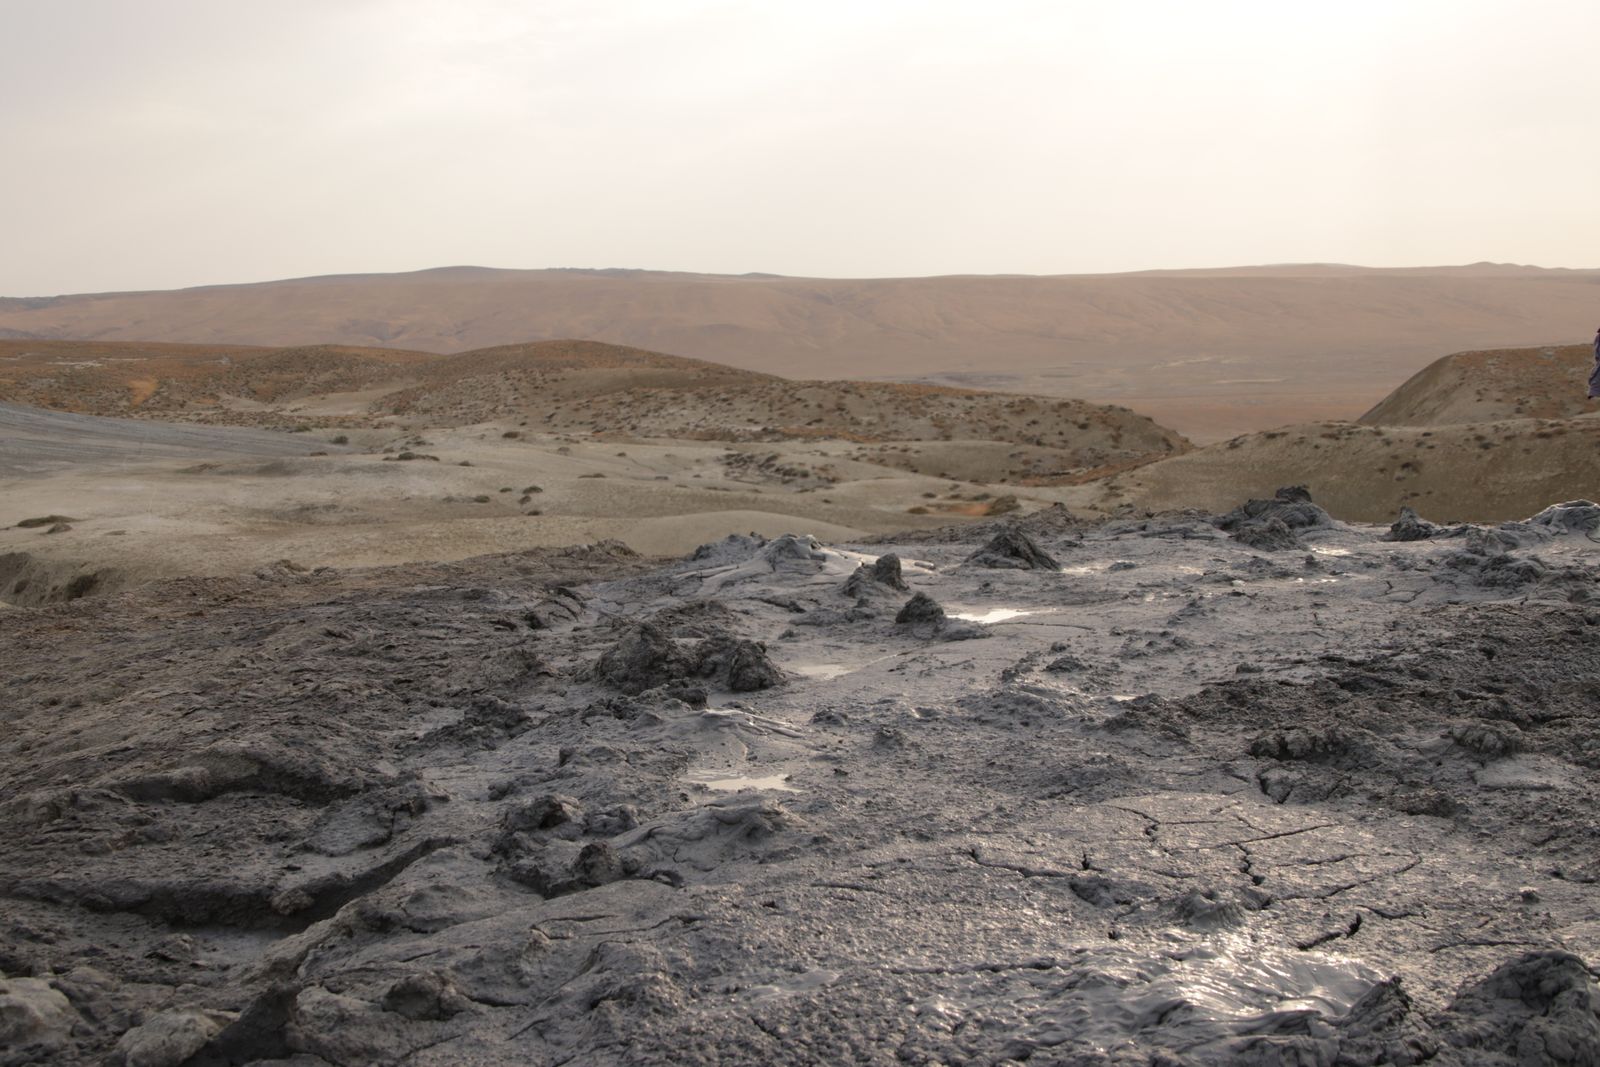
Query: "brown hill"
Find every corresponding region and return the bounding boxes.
[0,338,1188,482]
[1110,415,1600,523]
[4,264,1598,439]
[1360,344,1597,426]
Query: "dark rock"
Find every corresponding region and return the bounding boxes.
[966,526,1060,570]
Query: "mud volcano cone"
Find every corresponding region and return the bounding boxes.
[966,526,1060,569]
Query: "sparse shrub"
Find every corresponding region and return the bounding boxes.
[330,434,349,445]
[907,506,929,514]
[502,431,521,439]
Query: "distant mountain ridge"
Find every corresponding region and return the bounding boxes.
[3,263,1597,438]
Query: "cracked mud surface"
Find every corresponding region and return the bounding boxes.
[3,503,1600,1065]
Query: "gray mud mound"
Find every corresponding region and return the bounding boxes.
[589,621,698,694]
[590,620,786,694]
[1527,499,1600,536]
[697,635,787,691]
[1220,484,1332,531]
[760,532,829,569]
[1437,537,1595,598]
[1231,515,1301,551]
[893,591,986,642]
[966,525,1060,569]
[841,552,909,600]
[1383,505,1470,542]
[1432,950,1600,1063]
[689,532,768,564]
[895,591,946,626]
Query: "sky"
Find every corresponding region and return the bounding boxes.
[3,0,1598,295]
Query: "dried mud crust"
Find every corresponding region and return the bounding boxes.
[1,507,1599,1065]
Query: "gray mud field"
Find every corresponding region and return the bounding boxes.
[0,402,339,474]
[3,495,1600,1065]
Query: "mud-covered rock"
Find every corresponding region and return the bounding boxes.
[112,1008,236,1067]
[966,526,1060,569]
[0,977,76,1065]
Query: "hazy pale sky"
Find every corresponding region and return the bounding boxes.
[4,0,1597,295]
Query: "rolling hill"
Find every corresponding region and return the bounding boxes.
[3,263,1597,439]
[1108,343,1600,522]
[0,338,1188,482]
[1360,343,1597,426]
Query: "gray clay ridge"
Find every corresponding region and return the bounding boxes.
[2,499,1600,1064]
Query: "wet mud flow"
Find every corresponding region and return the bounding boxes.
[3,502,1600,1064]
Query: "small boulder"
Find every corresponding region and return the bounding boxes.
[113,1008,236,1067]
[0,978,76,1062]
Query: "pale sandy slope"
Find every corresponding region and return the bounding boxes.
[1110,342,1600,523]
[0,418,1015,605]
[5,263,1598,438]
[1360,343,1598,426]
